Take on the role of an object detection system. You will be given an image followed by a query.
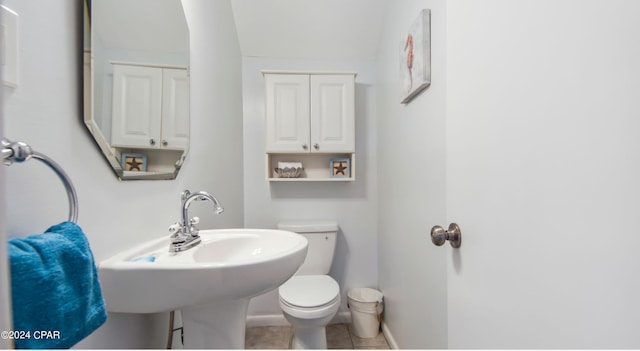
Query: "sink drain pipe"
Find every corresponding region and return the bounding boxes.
[166,311,175,349]
[166,311,183,349]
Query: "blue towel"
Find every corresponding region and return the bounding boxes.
[8,221,107,349]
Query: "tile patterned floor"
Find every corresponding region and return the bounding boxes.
[245,323,390,349]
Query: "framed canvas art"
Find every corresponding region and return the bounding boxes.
[400,9,431,104]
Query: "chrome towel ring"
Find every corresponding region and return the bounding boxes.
[2,138,78,223]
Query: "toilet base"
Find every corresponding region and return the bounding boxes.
[282,303,339,349]
[291,325,328,349]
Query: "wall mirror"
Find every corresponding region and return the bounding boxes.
[83,0,190,180]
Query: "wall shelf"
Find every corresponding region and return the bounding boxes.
[268,178,353,182]
[266,153,355,182]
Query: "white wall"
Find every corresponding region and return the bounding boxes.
[376,1,447,348]
[446,0,640,348]
[241,57,378,320]
[2,0,243,348]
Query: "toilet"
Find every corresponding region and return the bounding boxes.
[278,221,340,349]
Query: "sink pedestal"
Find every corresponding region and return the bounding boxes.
[181,298,250,349]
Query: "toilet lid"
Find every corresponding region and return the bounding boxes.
[279,275,339,308]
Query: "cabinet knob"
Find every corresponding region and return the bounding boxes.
[162,140,168,147]
[430,223,462,248]
[149,138,156,146]
[302,144,308,150]
[314,143,319,150]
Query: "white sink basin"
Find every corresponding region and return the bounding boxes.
[98,229,308,348]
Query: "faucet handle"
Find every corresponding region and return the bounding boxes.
[189,217,200,226]
[169,222,181,235]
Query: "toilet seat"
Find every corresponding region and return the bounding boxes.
[279,275,340,319]
[279,275,339,308]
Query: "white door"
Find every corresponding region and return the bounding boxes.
[265,74,310,153]
[0,76,12,346]
[445,1,640,348]
[161,68,189,150]
[111,64,162,148]
[310,75,355,153]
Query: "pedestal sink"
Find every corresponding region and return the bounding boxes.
[98,229,308,349]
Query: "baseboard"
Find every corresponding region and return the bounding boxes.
[381,322,399,349]
[246,314,289,327]
[246,311,352,328]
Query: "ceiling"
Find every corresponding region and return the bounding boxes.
[92,0,389,60]
[230,0,390,60]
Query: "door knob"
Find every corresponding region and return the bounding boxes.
[314,143,319,150]
[431,223,462,248]
[149,138,156,146]
[302,144,308,150]
[162,140,168,147]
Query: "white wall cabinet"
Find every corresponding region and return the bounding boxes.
[265,73,355,153]
[111,63,189,150]
[265,74,310,152]
[264,71,356,181]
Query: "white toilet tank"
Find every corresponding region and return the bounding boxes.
[277,221,338,275]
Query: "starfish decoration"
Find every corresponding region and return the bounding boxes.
[333,161,347,176]
[127,157,142,171]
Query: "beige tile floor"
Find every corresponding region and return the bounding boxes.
[245,323,390,349]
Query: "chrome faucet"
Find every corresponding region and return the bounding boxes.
[169,190,224,252]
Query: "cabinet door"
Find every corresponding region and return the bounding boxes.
[265,74,310,152]
[111,65,162,148]
[161,68,190,150]
[310,75,355,153]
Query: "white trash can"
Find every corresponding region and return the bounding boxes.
[347,288,384,338]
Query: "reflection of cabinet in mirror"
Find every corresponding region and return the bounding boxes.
[110,62,189,176]
[111,63,189,150]
[263,71,356,181]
